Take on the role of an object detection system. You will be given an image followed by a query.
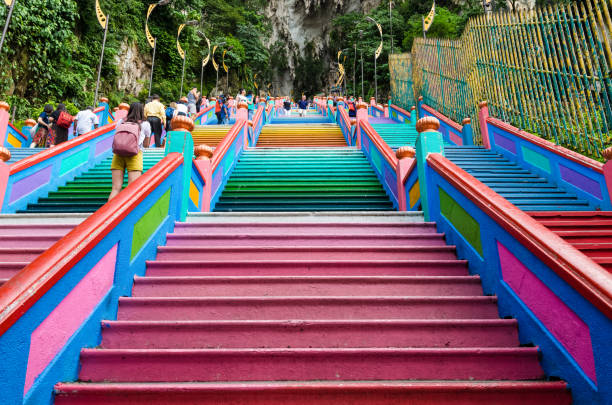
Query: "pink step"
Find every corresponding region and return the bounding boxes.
[100,319,519,349]
[0,224,73,236]
[173,222,438,236]
[54,381,571,405]
[144,260,470,277]
[77,347,544,382]
[0,235,62,248]
[164,234,447,247]
[117,296,500,321]
[0,262,27,279]
[154,246,457,261]
[131,276,483,297]
[0,247,46,261]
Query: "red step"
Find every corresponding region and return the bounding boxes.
[130,276,483,297]
[54,381,571,405]
[77,347,545,382]
[99,319,519,349]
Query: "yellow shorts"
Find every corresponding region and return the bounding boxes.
[111,152,143,172]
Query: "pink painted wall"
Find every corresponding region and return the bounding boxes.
[498,242,596,383]
[24,244,118,393]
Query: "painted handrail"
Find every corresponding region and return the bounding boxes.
[0,152,183,335]
[422,104,463,132]
[212,119,247,172]
[193,104,215,125]
[428,153,612,317]
[337,106,352,146]
[424,151,612,403]
[390,104,412,119]
[360,120,398,170]
[9,122,115,175]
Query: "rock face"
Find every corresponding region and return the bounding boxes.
[265,0,381,94]
[114,40,152,96]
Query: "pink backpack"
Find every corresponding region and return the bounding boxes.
[112,122,141,157]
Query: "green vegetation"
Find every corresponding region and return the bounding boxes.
[0,0,270,120]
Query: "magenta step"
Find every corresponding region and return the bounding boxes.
[173,222,438,236]
[131,276,483,297]
[154,246,457,261]
[164,234,447,247]
[0,262,27,278]
[0,247,46,262]
[144,260,470,277]
[0,235,62,248]
[0,224,73,236]
[77,347,544,382]
[100,319,519,349]
[54,381,571,405]
[117,296,500,321]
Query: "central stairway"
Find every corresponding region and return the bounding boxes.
[54,212,570,404]
[19,149,165,213]
[257,124,346,147]
[370,123,419,150]
[5,147,47,164]
[214,147,394,211]
[192,125,232,147]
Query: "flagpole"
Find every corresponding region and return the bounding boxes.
[149,38,156,98]
[0,0,16,55]
[422,16,426,39]
[94,15,109,106]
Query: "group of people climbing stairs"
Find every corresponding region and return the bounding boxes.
[2,99,610,404]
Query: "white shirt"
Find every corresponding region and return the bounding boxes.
[138,121,151,151]
[75,110,99,135]
[174,103,189,117]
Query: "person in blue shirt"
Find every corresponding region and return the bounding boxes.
[298,95,309,117]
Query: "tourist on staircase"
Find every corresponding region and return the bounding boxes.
[187,87,199,116]
[108,102,151,201]
[247,90,255,119]
[144,94,166,148]
[347,96,357,118]
[176,97,189,117]
[73,106,99,136]
[298,94,309,117]
[165,102,176,132]
[51,103,73,146]
[283,98,292,116]
[30,104,54,148]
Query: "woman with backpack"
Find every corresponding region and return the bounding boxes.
[51,103,73,146]
[108,102,151,201]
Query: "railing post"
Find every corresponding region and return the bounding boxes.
[602,148,612,207]
[194,145,213,212]
[410,106,417,125]
[396,146,416,211]
[417,96,424,118]
[461,118,474,146]
[415,116,444,221]
[0,147,10,211]
[237,101,248,121]
[370,97,376,107]
[478,101,491,149]
[164,116,195,221]
[0,101,10,147]
[384,103,389,118]
[355,102,369,149]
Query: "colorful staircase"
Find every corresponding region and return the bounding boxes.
[531,211,612,273]
[5,147,47,164]
[257,124,347,147]
[370,123,419,150]
[214,148,395,211]
[54,212,570,404]
[18,149,165,213]
[444,146,592,211]
[0,214,86,286]
[191,125,232,147]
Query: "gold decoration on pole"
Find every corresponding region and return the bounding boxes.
[95,0,108,29]
[145,4,157,48]
[423,1,436,33]
[3,0,14,6]
[222,49,228,73]
[202,36,211,67]
[212,45,219,71]
[177,24,186,59]
[254,73,258,91]
[374,22,383,59]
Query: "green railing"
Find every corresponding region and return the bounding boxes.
[390,0,612,155]
[389,54,416,110]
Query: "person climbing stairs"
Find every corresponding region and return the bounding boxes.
[18,149,165,213]
[257,124,346,147]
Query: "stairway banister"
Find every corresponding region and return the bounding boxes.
[1,122,119,213]
[419,103,465,146]
[212,119,247,173]
[193,104,215,125]
[6,122,27,147]
[360,120,398,169]
[424,152,612,403]
[337,106,352,146]
[389,104,412,123]
[428,152,612,317]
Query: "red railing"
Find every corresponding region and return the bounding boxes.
[212,119,247,172]
[9,122,117,174]
[422,104,463,132]
[360,120,398,169]
[0,153,184,335]
[428,153,612,318]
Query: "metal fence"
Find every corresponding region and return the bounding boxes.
[390,0,612,155]
[389,54,415,110]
